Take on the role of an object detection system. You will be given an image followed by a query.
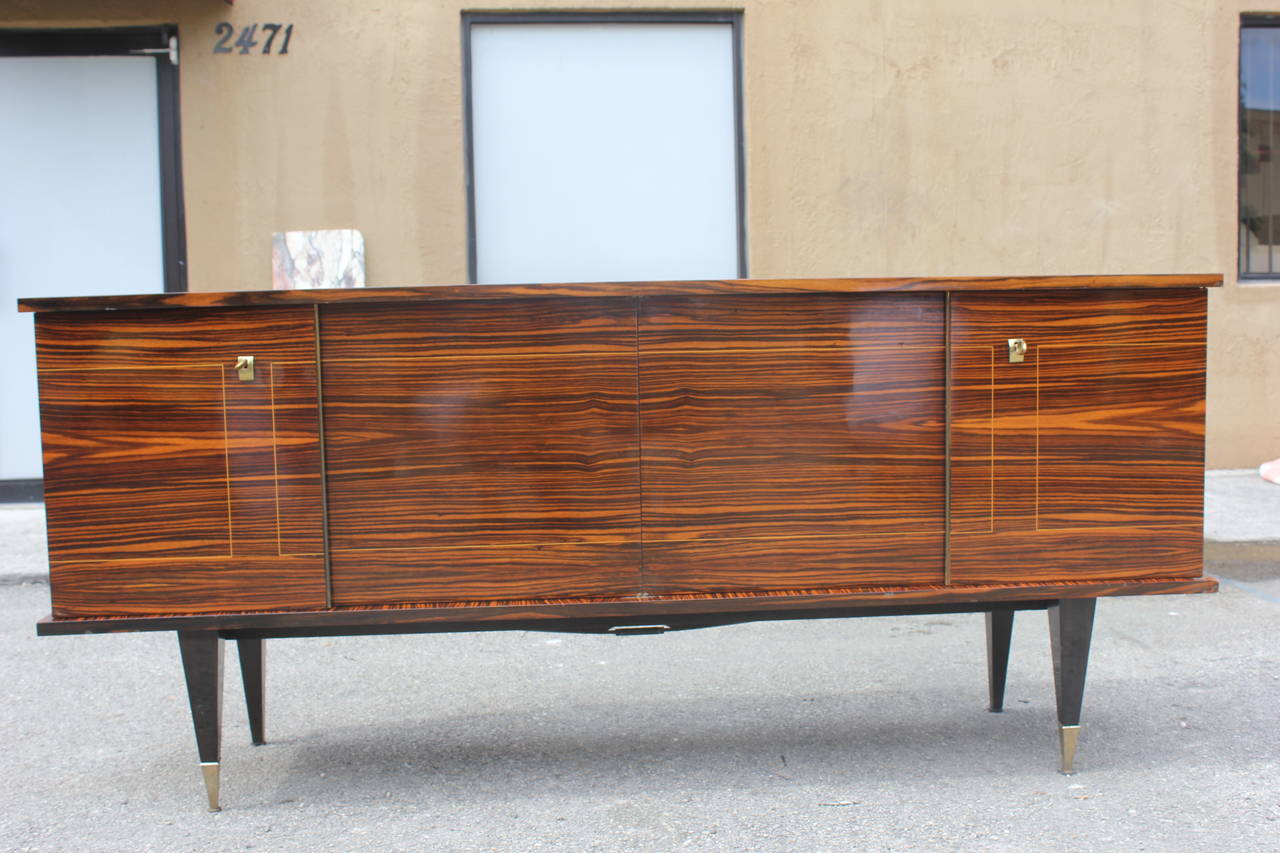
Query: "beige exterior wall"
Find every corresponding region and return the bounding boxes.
[3,0,1278,467]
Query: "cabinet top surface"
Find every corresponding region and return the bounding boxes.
[17,274,1222,314]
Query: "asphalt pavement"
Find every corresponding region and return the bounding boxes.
[0,472,1277,852]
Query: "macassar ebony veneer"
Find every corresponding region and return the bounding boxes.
[22,275,1219,810]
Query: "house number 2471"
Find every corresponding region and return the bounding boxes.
[213,23,294,55]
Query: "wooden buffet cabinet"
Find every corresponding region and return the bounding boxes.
[22,275,1219,810]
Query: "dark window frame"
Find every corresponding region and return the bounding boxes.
[1239,15,1280,280]
[461,10,747,284]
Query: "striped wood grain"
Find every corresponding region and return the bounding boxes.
[638,294,946,593]
[319,297,636,359]
[32,285,1214,618]
[36,308,326,616]
[948,289,1207,583]
[19,275,1222,314]
[320,301,642,605]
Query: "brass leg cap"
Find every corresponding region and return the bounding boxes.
[200,762,221,812]
[1058,725,1081,775]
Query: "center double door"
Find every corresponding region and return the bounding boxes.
[321,294,948,605]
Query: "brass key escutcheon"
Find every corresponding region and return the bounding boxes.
[1008,339,1027,364]
[235,355,256,381]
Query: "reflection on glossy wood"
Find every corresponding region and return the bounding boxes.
[949,290,1206,583]
[321,301,641,604]
[639,295,945,592]
[321,356,640,547]
[638,292,943,350]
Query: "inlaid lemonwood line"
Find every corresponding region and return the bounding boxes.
[314,306,333,609]
[944,292,951,584]
[988,347,995,532]
[220,369,233,557]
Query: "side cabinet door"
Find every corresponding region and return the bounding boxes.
[320,299,642,605]
[949,289,1206,584]
[638,294,946,594]
[37,308,327,616]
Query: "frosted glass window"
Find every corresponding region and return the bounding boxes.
[468,21,742,284]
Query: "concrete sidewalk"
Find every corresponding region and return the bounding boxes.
[0,499,45,583]
[1203,468,1280,542]
[4,469,1277,582]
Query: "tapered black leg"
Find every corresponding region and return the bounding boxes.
[1048,598,1097,774]
[237,638,266,746]
[986,609,1014,712]
[178,631,224,811]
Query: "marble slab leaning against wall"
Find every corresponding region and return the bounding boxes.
[271,229,365,289]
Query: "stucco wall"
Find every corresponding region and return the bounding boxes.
[3,0,1278,467]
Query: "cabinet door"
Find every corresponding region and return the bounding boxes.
[639,294,946,594]
[321,299,642,605]
[36,308,327,616]
[949,290,1206,583]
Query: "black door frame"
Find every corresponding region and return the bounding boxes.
[0,26,188,502]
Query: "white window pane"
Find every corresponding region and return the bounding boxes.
[470,23,740,284]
